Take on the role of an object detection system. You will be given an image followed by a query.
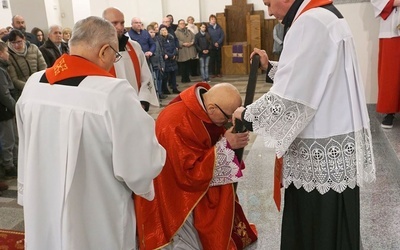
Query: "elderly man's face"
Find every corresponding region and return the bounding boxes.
[12,16,26,32]
[49,27,63,45]
[263,0,290,20]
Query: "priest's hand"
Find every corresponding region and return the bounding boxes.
[224,127,249,149]
[251,48,269,71]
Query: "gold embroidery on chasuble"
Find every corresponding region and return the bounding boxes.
[54,58,68,76]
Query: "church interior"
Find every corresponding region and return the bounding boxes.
[1,0,399,249]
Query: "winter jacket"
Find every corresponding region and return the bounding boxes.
[195,32,212,57]
[175,28,197,62]
[40,39,69,67]
[207,23,225,50]
[8,42,47,92]
[160,34,178,72]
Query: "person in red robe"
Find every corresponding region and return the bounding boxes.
[134,82,257,250]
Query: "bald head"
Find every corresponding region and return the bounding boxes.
[12,15,26,32]
[203,83,242,126]
[131,17,142,32]
[102,7,125,38]
[206,83,242,105]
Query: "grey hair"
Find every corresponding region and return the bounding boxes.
[69,16,116,49]
[48,25,62,34]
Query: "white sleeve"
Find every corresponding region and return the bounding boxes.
[105,80,166,200]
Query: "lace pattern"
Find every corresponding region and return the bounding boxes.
[210,137,241,187]
[244,92,316,157]
[283,129,375,194]
[267,61,279,81]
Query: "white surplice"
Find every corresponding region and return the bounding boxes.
[114,37,159,107]
[244,3,376,194]
[16,73,166,250]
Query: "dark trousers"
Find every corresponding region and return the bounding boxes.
[178,61,191,83]
[209,49,222,75]
[162,71,177,92]
[281,184,360,250]
[190,59,199,76]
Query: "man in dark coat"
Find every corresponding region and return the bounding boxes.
[40,25,69,67]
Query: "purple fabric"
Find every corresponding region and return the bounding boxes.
[232,44,244,63]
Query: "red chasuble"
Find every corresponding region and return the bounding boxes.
[134,83,238,250]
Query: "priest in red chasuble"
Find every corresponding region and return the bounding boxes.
[135,82,257,250]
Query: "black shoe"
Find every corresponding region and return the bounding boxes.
[381,113,395,129]
[159,94,167,99]
[163,89,171,95]
[172,89,181,94]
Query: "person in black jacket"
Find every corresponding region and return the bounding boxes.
[40,25,69,67]
[0,41,17,185]
[195,23,212,83]
[159,26,180,94]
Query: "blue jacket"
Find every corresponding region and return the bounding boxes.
[128,29,156,54]
[207,24,224,49]
[160,34,178,72]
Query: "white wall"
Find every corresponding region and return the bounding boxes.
[8,0,48,32]
[0,0,12,28]
[337,2,379,103]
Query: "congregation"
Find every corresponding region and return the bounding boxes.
[0,0,399,249]
[0,11,226,193]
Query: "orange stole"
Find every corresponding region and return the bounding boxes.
[109,42,141,89]
[45,54,113,84]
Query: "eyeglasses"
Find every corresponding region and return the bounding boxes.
[108,44,122,62]
[214,103,232,121]
[11,40,24,46]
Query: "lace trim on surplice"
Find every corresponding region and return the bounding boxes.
[244,92,316,158]
[267,61,279,82]
[210,137,241,187]
[283,129,375,194]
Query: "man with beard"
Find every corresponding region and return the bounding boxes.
[103,7,159,111]
[2,15,40,46]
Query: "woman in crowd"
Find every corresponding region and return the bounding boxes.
[7,30,46,99]
[62,27,72,43]
[159,26,180,94]
[31,27,45,47]
[175,19,197,83]
[186,16,199,77]
[195,23,212,83]
[147,24,166,99]
[0,41,18,187]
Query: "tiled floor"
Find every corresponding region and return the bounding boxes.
[1,74,400,249]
